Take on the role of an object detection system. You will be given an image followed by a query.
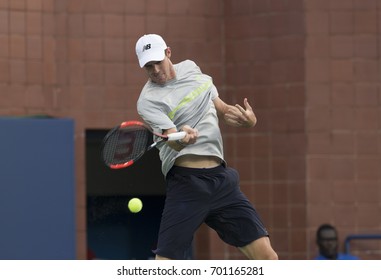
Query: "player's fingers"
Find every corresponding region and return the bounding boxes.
[181,125,198,144]
[235,99,253,114]
[228,105,242,117]
[189,128,198,139]
[243,98,253,110]
[235,104,245,113]
[181,125,192,132]
[193,128,198,137]
[232,105,250,122]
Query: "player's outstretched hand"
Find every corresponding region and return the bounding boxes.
[225,98,257,127]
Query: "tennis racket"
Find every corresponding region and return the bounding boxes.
[102,120,186,169]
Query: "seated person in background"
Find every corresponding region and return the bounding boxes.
[314,224,359,260]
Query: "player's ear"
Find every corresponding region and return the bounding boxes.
[165,47,171,58]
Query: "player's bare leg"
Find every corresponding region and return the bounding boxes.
[239,236,278,260]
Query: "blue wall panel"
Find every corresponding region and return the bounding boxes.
[0,118,76,259]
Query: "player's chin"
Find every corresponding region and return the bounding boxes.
[150,75,167,85]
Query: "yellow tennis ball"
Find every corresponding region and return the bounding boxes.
[128,198,143,213]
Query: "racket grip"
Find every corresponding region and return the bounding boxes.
[167,131,186,141]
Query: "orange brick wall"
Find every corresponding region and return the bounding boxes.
[1,0,380,260]
[219,0,308,260]
[304,0,381,260]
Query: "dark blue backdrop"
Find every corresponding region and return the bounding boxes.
[0,117,76,260]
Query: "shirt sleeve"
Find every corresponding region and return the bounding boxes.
[210,84,218,100]
[137,97,176,134]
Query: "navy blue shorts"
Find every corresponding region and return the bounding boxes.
[153,165,269,259]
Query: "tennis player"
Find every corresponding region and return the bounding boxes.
[135,34,278,260]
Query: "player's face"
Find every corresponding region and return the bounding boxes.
[144,49,175,85]
[317,229,338,259]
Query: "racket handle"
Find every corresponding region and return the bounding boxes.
[167,131,187,141]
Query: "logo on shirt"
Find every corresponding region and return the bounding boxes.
[143,44,151,52]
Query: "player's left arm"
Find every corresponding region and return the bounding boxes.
[213,97,257,128]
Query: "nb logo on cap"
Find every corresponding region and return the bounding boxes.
[143,44,151,51]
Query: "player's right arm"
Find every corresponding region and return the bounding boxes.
[213,96,257,128]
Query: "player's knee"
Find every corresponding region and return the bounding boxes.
[253,248,278,260]
[240,237,278,260]
[155,254,172,260]
[264,250,278,260]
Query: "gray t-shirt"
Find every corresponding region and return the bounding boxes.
[137,60,224,176]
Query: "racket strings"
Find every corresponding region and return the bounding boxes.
[103,126,151,165]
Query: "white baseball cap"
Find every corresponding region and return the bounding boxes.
[135,34,168,68]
